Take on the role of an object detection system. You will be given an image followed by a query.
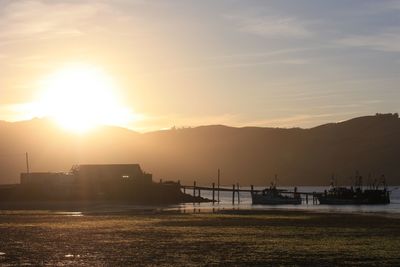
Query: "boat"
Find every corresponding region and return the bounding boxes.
[251,180,302,205]
[317,174,390,205]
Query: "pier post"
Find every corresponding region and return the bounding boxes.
[212,183,215,204]
[198,188,201,202]
[193,181,196,198]
[306,194,308,205]
[183,187,186,194]
[251,185,254,195]
[237,183,240,204]
[217,169,220,203]
[232,184,235,205]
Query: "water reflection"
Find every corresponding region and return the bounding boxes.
[55,212,83,217]
[65,254,81,258]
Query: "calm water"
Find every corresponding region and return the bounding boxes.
[0,186,398,215]
[173,186,400,214]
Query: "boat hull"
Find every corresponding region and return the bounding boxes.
[317,194,390,205]
[252,194,302,205]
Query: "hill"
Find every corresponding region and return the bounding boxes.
[0,113,399,186]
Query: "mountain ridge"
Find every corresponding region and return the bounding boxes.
[0,114,399,186]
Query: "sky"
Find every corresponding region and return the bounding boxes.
[1,0,400,132]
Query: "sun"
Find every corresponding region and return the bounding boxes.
[35,64,133,133]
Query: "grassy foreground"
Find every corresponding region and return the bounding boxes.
[0,210,399,266]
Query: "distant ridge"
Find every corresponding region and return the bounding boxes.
[0,113,399,186]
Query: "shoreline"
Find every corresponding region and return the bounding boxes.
[0,200,400,219]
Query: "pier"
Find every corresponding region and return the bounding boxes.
[180,182,320,205]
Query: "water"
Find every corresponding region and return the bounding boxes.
[173,186,400,214]
[1,187,398,215]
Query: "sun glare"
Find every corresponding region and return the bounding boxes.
[36,64,133,133]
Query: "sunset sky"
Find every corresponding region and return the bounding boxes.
[1,0,400,132]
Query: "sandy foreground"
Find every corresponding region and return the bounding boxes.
[0,208,399,266]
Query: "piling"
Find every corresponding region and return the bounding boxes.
[251,185,254,195]
[193,181,196,198]
[237,183,240,204]
[306,194,308,204]
[217,169,220,203]
[232,184,235,204]
[212,183,215,203]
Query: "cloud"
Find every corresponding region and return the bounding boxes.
[368,1,400,12]
[0,103,37,121]
[226,14,313,39]
[0,0,123,45]
[205,47,319,61]
[337,29,400,52]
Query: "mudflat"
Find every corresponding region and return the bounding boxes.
[0,209,399,266]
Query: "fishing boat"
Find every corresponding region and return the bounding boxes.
[251,180,302,205]
[317,174,390,205]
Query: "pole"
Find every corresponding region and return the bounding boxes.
[198,187,201,204]
[212,183,215,204]
[237,183,240,204]
[25,152,30,174]
[217,169,220,203]
[232,184,235,205]
[193,181,196,198]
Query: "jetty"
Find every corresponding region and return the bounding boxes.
[180,182,320,205]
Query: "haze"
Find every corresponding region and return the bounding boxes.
[1,0,400,132]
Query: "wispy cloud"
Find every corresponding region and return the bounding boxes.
[338,28,400,52]
[204,47,322,61]
[0,103,37,121]
[225,14,313,39]
[0,0,126,46]
[137,57,310,78]
[367,0,400,13]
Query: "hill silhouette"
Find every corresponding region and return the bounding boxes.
[0,114,399,186]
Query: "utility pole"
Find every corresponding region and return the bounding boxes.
[25,152,30,174]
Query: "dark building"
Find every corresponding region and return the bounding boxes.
[9,163,202,204]
[71,164,152,185]
[20,172,74,186]
[20,164,152,186]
